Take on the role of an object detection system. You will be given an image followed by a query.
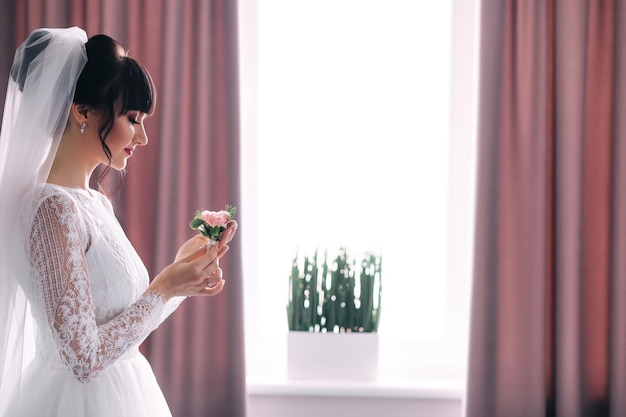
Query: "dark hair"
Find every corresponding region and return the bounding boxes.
[73,34,156,175]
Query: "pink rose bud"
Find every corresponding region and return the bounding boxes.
[199,210,230,228]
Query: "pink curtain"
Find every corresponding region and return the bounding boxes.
[0,1,246,416]
[466,1,626,416]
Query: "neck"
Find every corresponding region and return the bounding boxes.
[47,130,99,190]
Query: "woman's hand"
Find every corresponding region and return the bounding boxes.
[175,220,238,262]
[174,234,213,262]
[149,242,224,300]
[150,221,238,300]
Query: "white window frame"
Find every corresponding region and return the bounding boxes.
[239,0,479,388]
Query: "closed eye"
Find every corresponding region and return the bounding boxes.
[128,116,140,125]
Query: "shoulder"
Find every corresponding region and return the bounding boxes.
[29,184,83,228]
[32,183,80,213]
[34,184,111,207]
[29,183,114,227]
[27,185,94,257]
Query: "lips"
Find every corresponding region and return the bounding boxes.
[124,148,133,156]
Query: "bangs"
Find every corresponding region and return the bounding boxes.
[120,57,156,115]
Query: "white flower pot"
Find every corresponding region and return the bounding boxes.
[287,331,379,380]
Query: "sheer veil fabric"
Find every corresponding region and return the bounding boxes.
[0,27,87,414]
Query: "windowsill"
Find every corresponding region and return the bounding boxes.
[246,376,465,400]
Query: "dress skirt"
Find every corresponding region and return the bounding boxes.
[4,351,171,417]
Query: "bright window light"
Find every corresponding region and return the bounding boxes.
[240,0,477,380]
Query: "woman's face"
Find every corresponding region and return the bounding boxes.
[102,111,149,170]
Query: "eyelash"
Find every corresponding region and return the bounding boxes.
[128,117,140,125]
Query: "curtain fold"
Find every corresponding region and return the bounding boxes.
[124,2,246,416]
[0,2,246,416]
[466,1,626,416]
[0,0,16,118]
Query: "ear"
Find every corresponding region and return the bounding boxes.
[69,103,90,126]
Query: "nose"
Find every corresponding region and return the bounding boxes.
[135,124,149,146]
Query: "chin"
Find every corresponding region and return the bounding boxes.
[110,161,128,171]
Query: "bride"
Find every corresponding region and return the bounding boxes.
[0,27,237,416]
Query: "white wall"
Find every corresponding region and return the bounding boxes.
[248,395,461,417]
[247,380,463,417]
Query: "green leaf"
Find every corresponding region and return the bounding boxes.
[225,204,237,218]
[198,224,210,238]
[189,218,205,230]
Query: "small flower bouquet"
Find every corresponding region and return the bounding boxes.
[189,204,236,243]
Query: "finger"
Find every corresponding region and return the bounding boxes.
[191,234,208,243]
[196,258,217,279]
[180,241,210,263]
[217,245,229,259]
[206,267,223,287]
[228,222,238,238]
[217,231,232,249]
[214,266,223,278]
[219,222,238,246]
[197,279,225,296]
[182,246,218,279]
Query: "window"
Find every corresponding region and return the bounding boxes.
[240,0,479,382]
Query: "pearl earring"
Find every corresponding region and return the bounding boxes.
[80,123,86,134]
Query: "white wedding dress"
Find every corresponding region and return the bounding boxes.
[4,183,181,416]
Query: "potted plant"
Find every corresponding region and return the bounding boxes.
[286,247,382,380]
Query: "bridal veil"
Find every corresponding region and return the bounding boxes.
[0,27,87,413]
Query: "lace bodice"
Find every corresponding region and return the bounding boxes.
[19,184,180,383]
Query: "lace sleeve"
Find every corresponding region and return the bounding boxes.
[30,194,166,383]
